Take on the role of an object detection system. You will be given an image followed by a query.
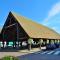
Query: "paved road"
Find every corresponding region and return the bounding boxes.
[18,48,60,60]
[0,48,40,58]
[34,48,60,55]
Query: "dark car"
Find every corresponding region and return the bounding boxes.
[55,43,60,48]
[46,44,56,50]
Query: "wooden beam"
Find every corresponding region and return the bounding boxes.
[16,24,19,41]
[4,23,17,29]
[18,37,28,40]
[2,41,4,48]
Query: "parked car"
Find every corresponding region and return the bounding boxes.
[55,43,60,48]
[46,44,56,50]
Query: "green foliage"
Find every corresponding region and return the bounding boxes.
[0,56,19,60]
[28,38,33,44]
[37,39,43,45]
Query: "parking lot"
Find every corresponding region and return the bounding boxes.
[18,48,60,60]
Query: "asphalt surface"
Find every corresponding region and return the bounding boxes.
[18,48,60,60]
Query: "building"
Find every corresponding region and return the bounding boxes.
[1,11,60,50]
[0,28,2,41]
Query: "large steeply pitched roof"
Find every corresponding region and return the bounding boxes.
[10,12,60,39]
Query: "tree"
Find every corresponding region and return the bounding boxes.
[28,38,33,50]
[38,39,43,49]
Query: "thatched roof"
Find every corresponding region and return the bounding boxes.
[10,12,60,39]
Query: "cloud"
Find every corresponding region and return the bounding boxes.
[41,2,60,33]
[52,27,57,31]
[44,2,60,22]
[51,26,60,33]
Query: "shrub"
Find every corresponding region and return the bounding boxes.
[0,56,19,60]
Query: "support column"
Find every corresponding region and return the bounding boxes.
[59,40,60,48]
[54,40,55,44]
[53,40,55,44]
[26,41,28,48]
[28,44,31,50]
[6,41,9,47]
[39,39,41,49]
[17,41,19,47]
[0,41,1,48]
[59,40,60,43]
[2,41,4,48]
[13,41,15,48]
[16,23,19,47]
[49,39,51,44]
[15,41,16,48]
[20,41,23,49]
[45,40,47,45]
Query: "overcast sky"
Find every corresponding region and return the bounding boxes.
[0,0,60,33]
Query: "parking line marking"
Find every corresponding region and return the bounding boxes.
[41,51,48,54]
[54,51,60,55]
[47,51,54,54]
[34,51,41,54]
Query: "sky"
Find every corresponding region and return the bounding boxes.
[0,0,60,33]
